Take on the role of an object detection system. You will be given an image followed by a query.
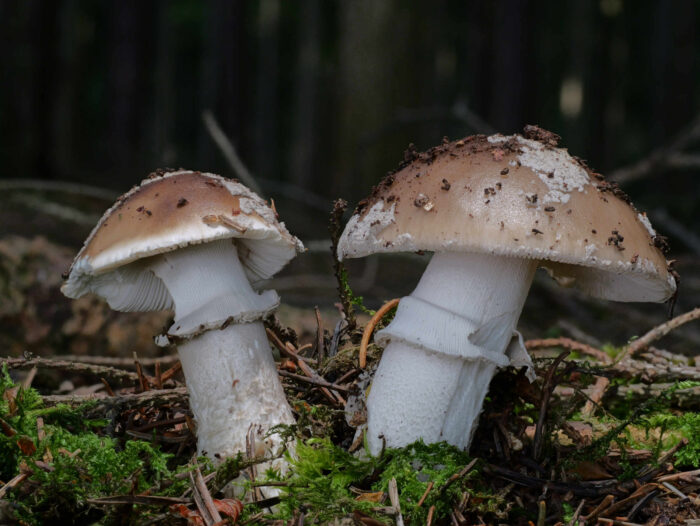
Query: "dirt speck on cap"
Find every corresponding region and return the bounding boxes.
[523,124,561,147]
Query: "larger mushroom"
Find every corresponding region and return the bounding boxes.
[62,169,303,464]
[338,127,676,454]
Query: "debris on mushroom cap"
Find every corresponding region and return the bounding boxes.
[63,170,304,300]
[338,127,676,303]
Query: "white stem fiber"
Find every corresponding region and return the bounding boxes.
[367,252,537,453]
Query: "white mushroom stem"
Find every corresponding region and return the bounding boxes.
[367,252,537,454]
[148,240,294,464]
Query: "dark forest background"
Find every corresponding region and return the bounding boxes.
[1,0,700,358]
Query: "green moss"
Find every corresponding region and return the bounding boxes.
[271,437,509,524]
[0,365,193,524]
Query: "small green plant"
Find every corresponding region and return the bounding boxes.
[271,437,509,524]
[0,366,193,524]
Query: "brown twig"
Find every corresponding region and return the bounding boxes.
[266,328,344,405]
[609,113,700,184]
[278,370,354,393]
[41,387,189,409]
[0,473,27,499]
[582,494,615,521]
[581,376,610,417]
[314,306,325,363]
[51,354,179,366]
[194,463,222,523]
[359,298,400,369]
[533,351,571,461]
[525,337,610,363]
[416,481,434,508]
[160,361,182,383]
[567,499,585,526]
[1,356,139,384]
[617,306,700,361]
[99,378,115,397]
[426,505,435,526]
[439,458,478,494]
[134,353,149,392]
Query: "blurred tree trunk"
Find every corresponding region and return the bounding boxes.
[253,0,280,179]
[107,0,141,170]
[198,0,245,170]
[51,0,79,176]
[289,0,320,188]
[488,0,530,133]
[334,0,403,199]
[152,1,176,167]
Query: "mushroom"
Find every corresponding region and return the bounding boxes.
[62,169,304,465]
[337,127,677,454]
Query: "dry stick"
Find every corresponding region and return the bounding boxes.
[583,494,615,522]
[195,464,223,523]
[277,370,354,393]
[99,378,115,397]
[189,471,214,526]
[387,478,404,526]
[359,298,400,369]
[266,328,343,405]
[526,337,611,417]
[567,499,585,526]
[314,306,325,363]
[581,376,610,417]
[160,360,182,384]
[0,356,139,384]
[286,342,346,405]
[86,495,190,506]
[525,337,610,363]
[610,112,700,184]
[599,484,657,519]
[154,362,162,390]
[617,306,700,362]
[661,481,687,499]
[416,481,434,508]
[41,387,189,408]
[536,500,546,526]
[0,473,27,499]
[598,519,644,526]
[439,458,479,494]
[134,416,188,433]
[22,366,38,389]
[134,353,149,392]
[426,505,435,526]
[533,350,571,462]
[656,467,700,483]
[53,354,179,366]
[201,110,262,195]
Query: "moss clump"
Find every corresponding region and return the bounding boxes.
[0,366,192,524]
[271,437,507,524]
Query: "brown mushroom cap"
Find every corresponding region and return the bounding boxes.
[338,130,676,302]
[63,170,303,303]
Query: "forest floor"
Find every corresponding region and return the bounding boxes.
[2,194,700,524]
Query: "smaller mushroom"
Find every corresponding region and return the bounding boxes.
[338,129,676,454]
[62,170,304,468]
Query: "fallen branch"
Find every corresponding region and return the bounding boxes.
[525,338,610,363]
[42,387,189,410]
[1,356,139,384]
[53,354,179,367]
[618,306,700,361]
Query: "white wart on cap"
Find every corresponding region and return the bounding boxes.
[339,129,675,302]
